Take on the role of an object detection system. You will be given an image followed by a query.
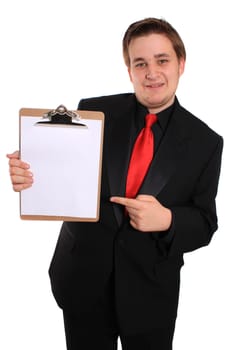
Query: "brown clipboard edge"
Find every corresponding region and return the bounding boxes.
[19,107,105,222]
[20,215,99,222]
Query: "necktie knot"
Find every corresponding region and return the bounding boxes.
[145,113,157,128]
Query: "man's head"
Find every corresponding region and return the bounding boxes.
[123,18,186,68]
[123,18,186,113]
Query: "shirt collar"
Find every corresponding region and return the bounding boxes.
[157,103,175,131]
[135,100,175,131]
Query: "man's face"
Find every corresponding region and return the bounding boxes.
[127,33,185,114]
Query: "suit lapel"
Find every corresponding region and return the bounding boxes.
[106,97,136,224]
[106,97,137,195]
[140,109,188,197]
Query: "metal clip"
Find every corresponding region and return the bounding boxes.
[36,105,86,127]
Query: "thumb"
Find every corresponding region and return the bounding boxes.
[6,150,19,159]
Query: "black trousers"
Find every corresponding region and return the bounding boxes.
[64,311,174,350]
[62,273,175,350]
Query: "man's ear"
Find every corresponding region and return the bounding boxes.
[127,67,133,82]
[179,58,185,76]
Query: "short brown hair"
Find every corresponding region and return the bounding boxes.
[123,17,186,67]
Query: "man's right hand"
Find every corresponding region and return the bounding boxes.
[6,151,33,192]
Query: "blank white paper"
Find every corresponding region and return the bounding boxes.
[20,115,103,220]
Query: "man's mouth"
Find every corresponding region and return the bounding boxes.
[146,82,164,88]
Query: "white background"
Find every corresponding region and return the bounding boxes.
[0,1,232,349]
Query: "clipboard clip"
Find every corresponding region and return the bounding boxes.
[36,105,87,127]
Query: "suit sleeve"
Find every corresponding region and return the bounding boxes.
[164,135,223,256]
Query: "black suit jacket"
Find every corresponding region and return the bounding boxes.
[49,93,223,334]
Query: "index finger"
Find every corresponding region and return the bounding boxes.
[8,158,30,169]
[110,196,139,209]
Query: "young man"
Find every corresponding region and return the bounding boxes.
[7,18,223,350]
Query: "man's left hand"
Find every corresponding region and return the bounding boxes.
[110,195,172,232]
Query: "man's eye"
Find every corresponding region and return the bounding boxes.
[158,59,168,65]
[135,62,146,68]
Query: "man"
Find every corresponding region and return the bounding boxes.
[7,18,223,350]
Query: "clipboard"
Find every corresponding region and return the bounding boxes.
[19,105,104,222]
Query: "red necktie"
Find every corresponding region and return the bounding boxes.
[125,113,157,198]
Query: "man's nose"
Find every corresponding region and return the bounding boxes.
[145,65,159,79]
